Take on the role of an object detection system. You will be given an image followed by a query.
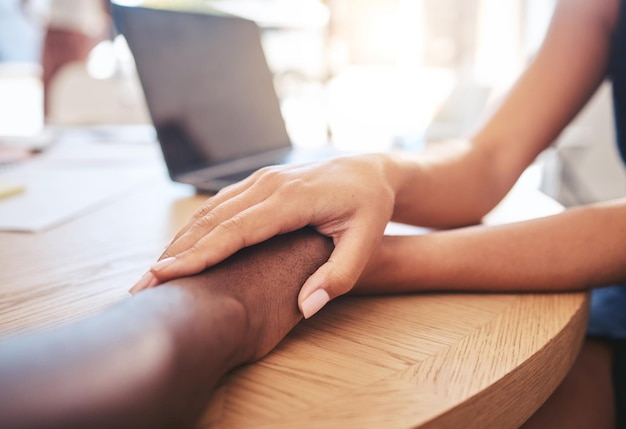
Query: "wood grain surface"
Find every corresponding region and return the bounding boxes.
[0,164,588,429]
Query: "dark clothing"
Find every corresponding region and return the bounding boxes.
[594,0,626,425]
[588,0,626,341]
[611,0,626,162]
[614,339,626,429]
[588,0,626,343]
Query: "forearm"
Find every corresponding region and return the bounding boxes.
[383,0,617,229]
[385,142,509,228]
[0,284,244,429]
[0,228,333,429]
[358,199,626,293]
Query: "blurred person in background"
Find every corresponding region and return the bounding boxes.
[37,0,111,116]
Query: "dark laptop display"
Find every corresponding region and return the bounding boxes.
[112,4,334,192]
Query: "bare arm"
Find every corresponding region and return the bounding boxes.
[390,0,620,227]
[0,228,332,429]
[136,0,622,317]
[355,0,625,295]
[359,198,626,293]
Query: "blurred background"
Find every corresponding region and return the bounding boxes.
[2,0,624,205]
[0,0,556,146]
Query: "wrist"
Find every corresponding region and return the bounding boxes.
[373,152,411,198]
[155,281,250,369]
[355,235,401,293]
[356,234,438,294]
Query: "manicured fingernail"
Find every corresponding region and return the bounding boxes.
[301,289,330,319]
[129,272,158,295]
[151,257,176,272]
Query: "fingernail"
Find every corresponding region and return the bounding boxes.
[151,257,176,272]
[301,289,330,319]
[129,272,158,295]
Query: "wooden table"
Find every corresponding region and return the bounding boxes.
[0,141,589,429]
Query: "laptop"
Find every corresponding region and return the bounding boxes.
[112,4,339,193]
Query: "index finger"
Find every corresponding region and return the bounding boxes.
[149,193,312,283]
[159,171,263,259]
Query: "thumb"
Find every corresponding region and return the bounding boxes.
[298,228,380,318]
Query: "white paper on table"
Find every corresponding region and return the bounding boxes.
[0,140,163,232]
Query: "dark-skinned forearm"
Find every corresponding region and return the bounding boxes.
[0,228,333,429]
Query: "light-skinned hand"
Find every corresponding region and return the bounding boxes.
[129,154,397,318]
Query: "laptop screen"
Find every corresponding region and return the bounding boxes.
[112,5,292,177]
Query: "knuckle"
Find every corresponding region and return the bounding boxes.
[191,211,219,232]
[259,164,296,184]
[192,202,215,221]
[255,166,283,184]
[216,215,248,248]
[276,177,307,199]
[329,268,357,296]
[256,165,276,175]
[192,198,215,219]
